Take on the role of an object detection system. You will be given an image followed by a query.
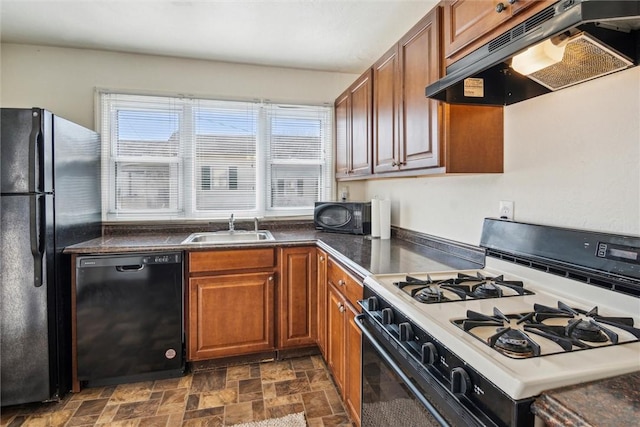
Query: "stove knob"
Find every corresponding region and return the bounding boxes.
[366,296,379,311]
[381,308,393,325]
[399,322,414,342]
[421,342,439,366]
[450,367,472,397]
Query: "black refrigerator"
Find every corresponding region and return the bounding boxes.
[1,108,101,406]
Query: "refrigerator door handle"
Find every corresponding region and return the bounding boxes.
[29,108,43,193]
[30,195,45,287]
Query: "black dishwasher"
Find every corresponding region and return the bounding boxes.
[75,252,184,386]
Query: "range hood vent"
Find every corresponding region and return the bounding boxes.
[426,0,640,105]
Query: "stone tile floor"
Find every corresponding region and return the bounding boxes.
[1,355,354,427]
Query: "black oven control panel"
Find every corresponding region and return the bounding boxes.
[596,242,640,265]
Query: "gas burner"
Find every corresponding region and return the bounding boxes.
[471,282,502,298]
[567,319,609,343]
[414,286,444,303]
[493,329,537,358]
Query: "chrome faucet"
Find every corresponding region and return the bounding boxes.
[254,217,259,233]
[229,213,235,231]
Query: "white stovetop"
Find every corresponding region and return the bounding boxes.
[363,258,640,400]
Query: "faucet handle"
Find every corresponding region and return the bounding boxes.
[229,213,235,231]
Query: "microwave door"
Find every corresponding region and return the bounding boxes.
[318,206,352,230]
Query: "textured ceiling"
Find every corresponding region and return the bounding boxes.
[1,0,440,74]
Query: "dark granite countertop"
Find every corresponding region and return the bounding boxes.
[64,227,484,278]
[531,371,640,427]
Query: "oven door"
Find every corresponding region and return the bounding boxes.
[356,313,495,427]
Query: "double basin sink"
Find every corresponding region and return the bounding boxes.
[181,230,275,245]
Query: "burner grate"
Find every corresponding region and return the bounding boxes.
[453,301,640,359]
[394,272,533,304]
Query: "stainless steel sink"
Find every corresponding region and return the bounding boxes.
[181,230,275,245]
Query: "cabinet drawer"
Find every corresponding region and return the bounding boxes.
[327,258,363,308]
[189,248,276,273]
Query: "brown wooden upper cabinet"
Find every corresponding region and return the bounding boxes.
[370,5,504,176]
[443,0,557,66]
[373,8,441,174]
[335,69,373,180]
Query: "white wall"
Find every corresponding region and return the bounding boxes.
[356,67,640,244]
[0,43,358,130]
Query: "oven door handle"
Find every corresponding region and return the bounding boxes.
[355,313,451,427]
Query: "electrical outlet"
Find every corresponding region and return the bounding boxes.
[499,200,514,220]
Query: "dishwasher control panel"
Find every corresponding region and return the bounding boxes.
[144,253,182,264]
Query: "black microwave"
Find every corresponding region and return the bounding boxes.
[314,202,371,235]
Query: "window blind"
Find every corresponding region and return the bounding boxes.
[99,91,333,221]
[194,100,258,212]
[265,104,333,212]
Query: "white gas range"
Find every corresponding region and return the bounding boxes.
[357,219,640,427]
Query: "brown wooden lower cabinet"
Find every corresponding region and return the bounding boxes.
[316,248,328,358]
[345,301,362,427]
[185,248,362,425]
[327,283,346,393]
[186,249,277,361]
[278,246,317,349]
[325,258,363,427]
[188,271,275,360]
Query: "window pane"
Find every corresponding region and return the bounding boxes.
[116,110,180,157]
[270,165,320,208]
[194,104,257,211]
[266,105,332,212]
[271,117,323,161]
[115,162,179,211]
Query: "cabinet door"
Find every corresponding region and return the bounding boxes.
[335,91,350,179]
[443,0,511,60]
[444,0,556,65]
[316,249,328,357]
[373,45,400,174]
[188,272,275,360]
[345,301,362,427]
[349,70,373,177]
[327,284,346,394]
[278,247,317,349]
[399,8,441,171]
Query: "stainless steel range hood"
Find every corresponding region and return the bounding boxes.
[426,0,640,105]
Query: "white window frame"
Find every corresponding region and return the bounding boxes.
[97,90,334,222]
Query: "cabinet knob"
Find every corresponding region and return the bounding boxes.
[495,2,506,12]
[338,303,345,313]
[319,256,325,262]
[508,0,517,4]
[338,279,345,286]
[268,276,274,282]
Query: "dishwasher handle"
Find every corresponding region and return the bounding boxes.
[116,264,145,272]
